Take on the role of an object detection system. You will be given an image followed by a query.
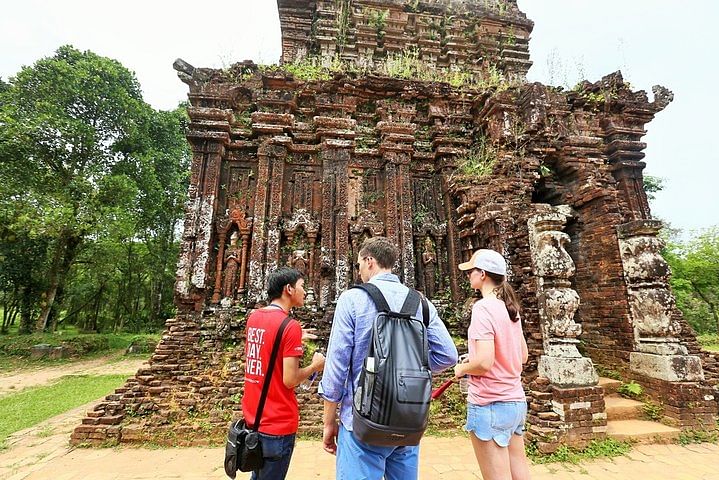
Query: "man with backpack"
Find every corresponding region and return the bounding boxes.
[319,237,458,480]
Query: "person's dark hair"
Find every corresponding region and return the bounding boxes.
[485,271,521,322]
[358,236,398,269]
[266,267,304,301]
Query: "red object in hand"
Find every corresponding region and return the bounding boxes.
[431,378,455,400]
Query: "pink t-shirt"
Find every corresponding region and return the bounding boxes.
[466,297,526,406]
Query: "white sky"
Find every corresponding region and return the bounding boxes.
[1,1,717,234]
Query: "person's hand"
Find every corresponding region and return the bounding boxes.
[302,327,318,341]
[453,362,464,380]
[453,354,469,379]
[312,351,325,372]
[322,421,339,455]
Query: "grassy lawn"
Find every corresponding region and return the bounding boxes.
[0,324,160,373]
[698,334,719,352]
[0,374,128,447]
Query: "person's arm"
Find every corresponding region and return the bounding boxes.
[521,334,529,365]
[283,352,325,389]
[426,301,459,372]
[318,291,355,455]
[322,400,339,455]
[454,339,494,377]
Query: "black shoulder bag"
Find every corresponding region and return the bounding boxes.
[224,315,291,478]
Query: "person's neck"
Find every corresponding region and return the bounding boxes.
[479,284,498,299]
[267,297,292,313]
[368,269,392,281]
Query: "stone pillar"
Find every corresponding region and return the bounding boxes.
[175,106,232,311]
[528,204,598,387]
[618,220,704,382]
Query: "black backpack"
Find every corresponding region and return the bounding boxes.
[351,283,431,447]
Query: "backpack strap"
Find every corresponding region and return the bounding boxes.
[251,315,291,431]
[399,289,421,316]
[399,289,430,327]
[420,293,429,328]
[351,283,391,313]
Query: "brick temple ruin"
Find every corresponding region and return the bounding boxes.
[73,0,718,452]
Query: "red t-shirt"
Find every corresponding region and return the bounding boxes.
[241,308,304,435]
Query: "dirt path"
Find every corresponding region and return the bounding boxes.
[0,356,147,397]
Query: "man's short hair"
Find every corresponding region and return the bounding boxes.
[358,236,398,269]
[267,267,304,301]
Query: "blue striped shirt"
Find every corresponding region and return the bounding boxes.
[318,273,458,431]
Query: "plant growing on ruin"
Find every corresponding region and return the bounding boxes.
[482,0,510,16]
[677,427,719,445]
[404,0,420,13]
[455,137,497,178]
[335,0,352,48]
[366,8,389,41]
[617,381,643,399]
[642,400,664,421]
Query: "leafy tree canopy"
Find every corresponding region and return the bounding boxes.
[0,46,190,332]
[664,227,719,334]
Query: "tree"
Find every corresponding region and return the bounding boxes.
[664,228,719,334]
[0,45,151,331]
[643,175,665,202]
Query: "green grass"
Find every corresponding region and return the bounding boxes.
[0,326,160,372]
[526,438,632,464]
[698,334,719,352]
[0,374,128,444]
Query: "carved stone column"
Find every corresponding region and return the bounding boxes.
[529,205,598,387]
[618,220,704,382]
[316,116,355,302]
[379,121,416,283]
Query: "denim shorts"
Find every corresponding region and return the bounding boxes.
[464,401,527,447]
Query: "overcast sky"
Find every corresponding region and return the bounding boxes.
[1,1,716,234]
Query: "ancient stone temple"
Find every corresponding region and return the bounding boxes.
[73,0,718,451]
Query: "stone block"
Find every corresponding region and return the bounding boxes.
[538,355,598,387]
[630,352,704,382]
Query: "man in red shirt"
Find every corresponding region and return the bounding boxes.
[242,267,325,480]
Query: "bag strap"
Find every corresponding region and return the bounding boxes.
[252,315,292,431]
[420,293,429,328]
[399,289,430,328]
[351,283,391,313]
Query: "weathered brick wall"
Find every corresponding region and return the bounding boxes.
[277,0,534,77]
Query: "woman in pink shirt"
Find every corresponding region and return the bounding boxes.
[455,249,530,480]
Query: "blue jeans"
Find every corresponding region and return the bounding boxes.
[336,425,419,480]
[250,432,296,480]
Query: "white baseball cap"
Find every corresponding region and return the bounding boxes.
[458,249,507,276]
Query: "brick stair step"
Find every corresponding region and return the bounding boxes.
[598,377,622,395]
[605,395,644,421]
[606,419,680,444]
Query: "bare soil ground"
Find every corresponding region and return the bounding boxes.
[0,356,147,397]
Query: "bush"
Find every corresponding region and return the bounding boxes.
[62,335,109,355]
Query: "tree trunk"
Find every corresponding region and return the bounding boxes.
[35,233,81,332]
[19,286,34,334]
[690,280,719,334]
